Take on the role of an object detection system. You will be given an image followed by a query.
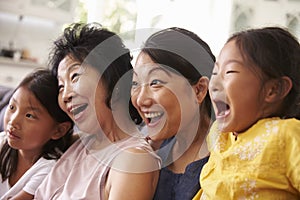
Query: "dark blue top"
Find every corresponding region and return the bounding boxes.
[153,156,209,200]
[153,137,209,200]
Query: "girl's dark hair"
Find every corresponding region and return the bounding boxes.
[49,22,140,123]
[0,69,74,182]
[228,27,300,119]
[141,27,215,119]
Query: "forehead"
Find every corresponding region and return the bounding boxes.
[214,40,243,68]
[134,52,190,83]
[134,52,174,73]
[57,56,81,75]
[13,86,33,100]
[57,55,100,79]
[219,41,241,60]
[133,53,160,74]
[12,87,43,108]
[134,52,157,68]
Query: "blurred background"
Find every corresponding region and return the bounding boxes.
[0,0,299,87]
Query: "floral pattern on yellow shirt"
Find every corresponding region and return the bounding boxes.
[197,118,300,200]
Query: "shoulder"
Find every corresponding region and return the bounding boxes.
[35,157,56,168]
[111,137,161,173]
[59,137,85,159]
[261,118,300,138]
[106,166,159,200]
[0,131,6,141]
[249,118,300,156]
[278,118,300,143]
[278,118,300,130]
[0,131,7,149]
[107,143,160,200]
[22,158,56,178]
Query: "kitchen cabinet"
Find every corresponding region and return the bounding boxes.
[0,57,45,88]
[0,0,77,23]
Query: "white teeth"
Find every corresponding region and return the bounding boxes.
[218,110,226,116]
[144,112,162,119]
[70,105,80,112]
[70,104,88,115]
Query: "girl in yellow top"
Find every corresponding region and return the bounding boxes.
[193,27,300,199]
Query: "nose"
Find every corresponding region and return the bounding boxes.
[61,83,75,103]
[132,84,153,108]
[7,111,21,131]
[209,73,223,92]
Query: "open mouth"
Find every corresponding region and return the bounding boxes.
[144,112,164,124]
[71,104,88,116]
[215,101,230,117]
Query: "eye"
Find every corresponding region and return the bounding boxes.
[226,70,238,74]
[25,113,36,119]
[9,104,15,110]
[131,81,140,89]
[132,80,138,87]
[58,84,64,93]
[150,79,165,87]
[211,65,218,76]
[71,73,80,83]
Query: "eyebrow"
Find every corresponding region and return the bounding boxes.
[11,97,42,113]
[57,62,82,78]
[133,65,172,77]
[215,59,244,68]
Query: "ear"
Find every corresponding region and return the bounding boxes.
[51,121,72,140]
[192,76,209,104]
[264,76,292,103]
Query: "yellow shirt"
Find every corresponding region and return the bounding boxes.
[194,117,300,200]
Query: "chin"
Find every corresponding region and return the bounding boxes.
[217,122,231,133]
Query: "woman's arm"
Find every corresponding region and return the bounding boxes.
[105,148,160,200]
[107,169,159,200]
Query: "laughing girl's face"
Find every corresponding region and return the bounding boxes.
[209,40,267,133]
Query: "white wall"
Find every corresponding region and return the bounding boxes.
[1,0,298,65]
[135,0,233,56]
[231,0,300,39]
[0,12,63,64]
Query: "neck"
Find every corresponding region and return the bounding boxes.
[167,116,210,173]
[18,149,40,165]
[9,151,37,187]
[107,103,138,142]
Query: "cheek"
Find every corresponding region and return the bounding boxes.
[161,92,181,120]
[179,98,198,125]
[58,95,65,111]
[173,85,197,111]
[130,93,138,109]
[209,76,217,91]
[78,72,100,95]
[75,82,90,97]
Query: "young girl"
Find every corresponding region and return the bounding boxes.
[193,27,300,199]
[0,69,74,200]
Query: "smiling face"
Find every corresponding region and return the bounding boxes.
[131,52,201,142]
[4,87,59,156]
[57,55,113,135]
[209,40,269,133]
